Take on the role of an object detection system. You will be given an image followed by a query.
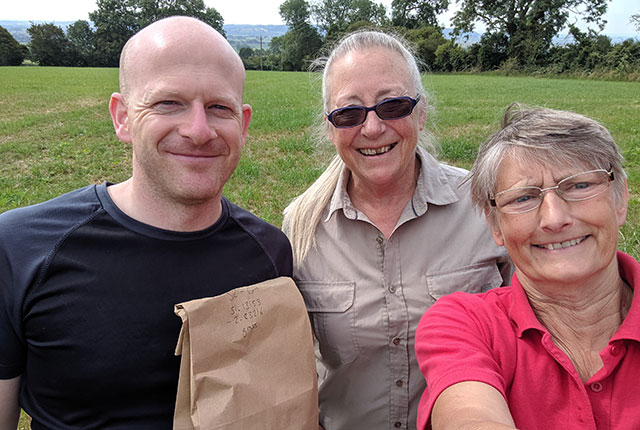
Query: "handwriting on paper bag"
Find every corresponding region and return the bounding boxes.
[227,289,264,337]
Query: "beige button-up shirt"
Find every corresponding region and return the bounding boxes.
[286,147,511,430]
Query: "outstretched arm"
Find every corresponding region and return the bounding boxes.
[0,376,21,429]
[431,381,518,430]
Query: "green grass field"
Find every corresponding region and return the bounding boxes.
[1,67,638,257]
[2,67,639,427]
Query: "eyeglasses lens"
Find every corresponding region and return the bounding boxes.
[495,170,612,214]
[332,108,366,128]
[329,96,416,128]
[378,98,412,119]
[558,171,611,199]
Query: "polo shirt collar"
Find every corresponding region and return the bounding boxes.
[509,251,640,343]
[325,146,460,222]
[508,274,547,338]
[612,251,640,343]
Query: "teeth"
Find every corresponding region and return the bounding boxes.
[543,237,585,250]
[359,145,392,156]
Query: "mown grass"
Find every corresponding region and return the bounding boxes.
[3,67,639,428]
[1,68,639,257]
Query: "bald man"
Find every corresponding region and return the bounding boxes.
[0,17,292,429]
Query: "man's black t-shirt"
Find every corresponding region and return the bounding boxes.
[0,183,293,429]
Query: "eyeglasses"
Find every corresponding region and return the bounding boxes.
[490,169,614,214]
[326,94,421,128]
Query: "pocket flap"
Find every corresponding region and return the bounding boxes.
[427,263,503,300]
[296,281,356,312]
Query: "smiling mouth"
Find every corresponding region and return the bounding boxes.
[358,143,397,156]
[534,235,588,250]
[169,152,217,159]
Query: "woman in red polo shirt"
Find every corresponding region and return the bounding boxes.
[416,103,639,430]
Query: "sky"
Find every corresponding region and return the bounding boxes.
[2,0,638,36]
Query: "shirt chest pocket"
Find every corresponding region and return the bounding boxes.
[426,262,504,301]
[296,281,360,366]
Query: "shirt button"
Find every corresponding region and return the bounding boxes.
[590,382,603,392]
[376,236,384,244]
[396,380,403,387]
[394,422,402,428]
[610,345,620,356]
[389,285,397,293]
[393,338,401,345]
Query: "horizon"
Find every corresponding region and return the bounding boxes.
[1,0,638,36]
[1,19,636,39]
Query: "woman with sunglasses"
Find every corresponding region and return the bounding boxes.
[415,104,640,430]
[283,30,510,430]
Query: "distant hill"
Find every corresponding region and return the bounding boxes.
[0,20,288,50]
[225,24,288,51]
[1,20,76,44]
[443,28,481,47]
[1,20,634,50]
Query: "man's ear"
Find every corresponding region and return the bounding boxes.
[109,93,132,143]
[485,208,505,247]
[240,103,252,147]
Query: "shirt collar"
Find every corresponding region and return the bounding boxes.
[509,251,640,343]
[612,251,640,343]
[325,146,460,222]
[508,274,547,338]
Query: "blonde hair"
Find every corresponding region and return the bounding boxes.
[284,30,436,270]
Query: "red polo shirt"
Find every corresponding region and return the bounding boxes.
[416,251,640,430]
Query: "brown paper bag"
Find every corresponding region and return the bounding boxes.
[173,276,318,430]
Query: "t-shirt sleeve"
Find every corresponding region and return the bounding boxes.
[227,200,293,278]
[0,228,26,379]
[414,291,511,430]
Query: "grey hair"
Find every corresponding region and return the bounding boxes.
[283,30,436,270]
[468,103,626,225]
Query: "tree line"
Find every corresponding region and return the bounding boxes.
[0,0,223,67]
[1,0,639,79]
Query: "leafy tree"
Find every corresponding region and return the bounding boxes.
[279,25,323,70]
[279,0,323,71]
[391,0,449,29]
[546,25,640,75]
[405,26,447,69]
[476,32,509,70]
[434,41,470,71]
[238,46,257,69]
[89,0,225,67]
[568,25,612,71]
[280,0,314,25]
[266,36,284,70]
[605,38,640,74]
[0,25,26,66]
[89,0,138,66]
[135,0,224,33]
[451,0,610,66]
[242,48,271,71]
[239,47,254,60]
[311,0,388,37]
[27,23,78,66]
[67,20,96,66]
[631,13,640,32]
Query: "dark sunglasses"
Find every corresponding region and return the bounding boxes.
[326,94,421,128]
